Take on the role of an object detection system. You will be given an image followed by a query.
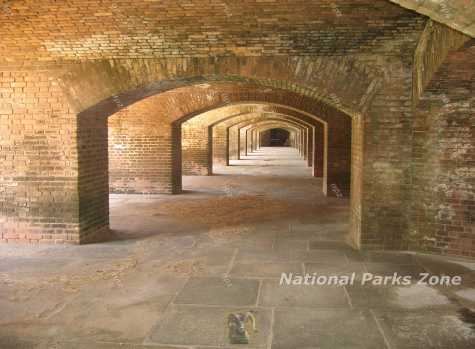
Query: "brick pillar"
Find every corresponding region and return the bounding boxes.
[229,125,240,161]
[239,126,247,158]
[245,128,251,156]
[252,129,258,151]
[108,108,177,194]
[303,129,308,160]
[313,123,325,177]
[326,122,351,198]
[181,120,210,176]
[359,66,413,250]
[0,71,88,244]
[212,125,228,166]
[307,127,314,167]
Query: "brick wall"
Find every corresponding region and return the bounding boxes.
[360,59,415,250]
[0,1,423,64]
[108,98,176,194]
[182,118,211,176]
[410,36,475,258]
[4,1,463,252]
[0,70,82,243]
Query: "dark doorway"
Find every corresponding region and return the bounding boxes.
[261,128,290,147]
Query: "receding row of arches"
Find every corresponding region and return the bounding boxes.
[102,84,353,237]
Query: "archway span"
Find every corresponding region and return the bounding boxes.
[81,82,354,245]
[235,118,308,159]
[68,56,378,119]
[181,104,320,176]
[212,111,323,175]
[250,125,298,148]
[249,124,298,150]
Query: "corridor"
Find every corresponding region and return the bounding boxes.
[1,147,474,348]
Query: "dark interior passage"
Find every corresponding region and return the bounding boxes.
[261,128,291,147]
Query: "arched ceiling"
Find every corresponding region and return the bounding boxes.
[0,0,426,64]
[0,0,472,68]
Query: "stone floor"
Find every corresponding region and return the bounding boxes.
[1,147,475,348]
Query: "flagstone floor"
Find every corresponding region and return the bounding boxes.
[1,147,474,348]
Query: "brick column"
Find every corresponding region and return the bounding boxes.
[313,123,325,177]
[0,71,88,244]
[212,125,228,166]
[181,119,211,176]
[307,127,314,167]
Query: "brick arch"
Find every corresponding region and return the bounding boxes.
[207,111,323,179]
[77,82,354,244]
[68,56,378,120]
[252,124,301,150]
[101,82,351,187]
[186,105,323,172]
[253,124,301,137]
[232,117,309,161]
[181,103,320,177]
[245,121,304,152]
[213,112,316,164]
[246,121,304,138]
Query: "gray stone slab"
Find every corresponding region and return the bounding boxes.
[174,277,259,306]
[374,309,475,348]
[305,262,366,280]
[231,262,302,278]
[258,280,349,308]
[273,239,308,251]
[223,238,274,250]
[277,230,341,240]
[148,305,271,347]
[415,255,475,287]
[0,292,174,343]
[0,257,77,274]
[364,262,427,280]
[363,251,416,265]
[347,283,454,310]
[309,240,353,251]
[235,247,347,265]
[416,255,475,276]
[235,247,291,263]
[272,308,387,349]
[291,222,341,233]
[34,242,136,260]
[288,249,348,263]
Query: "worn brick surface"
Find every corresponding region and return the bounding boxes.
[410,38,475,258]
[0,1,472,258]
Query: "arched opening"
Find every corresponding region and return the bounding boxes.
[261,128,291,147]
[89,81,355,246]
[77,80,356,246]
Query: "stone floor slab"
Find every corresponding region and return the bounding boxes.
[304,262,366,280]
[174,277,259,306]
[288,249,348,263]
[363,251,416,265]
[235,248,291,263]
[273,239,308,251]
[364,262,427,280]
[230,262,302,278]
[258,280,349,308]
[147,305,271,347]
[374,309,475,348]
[309,240,353,251]
[272,308,387,349]
[347,283,454,310]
